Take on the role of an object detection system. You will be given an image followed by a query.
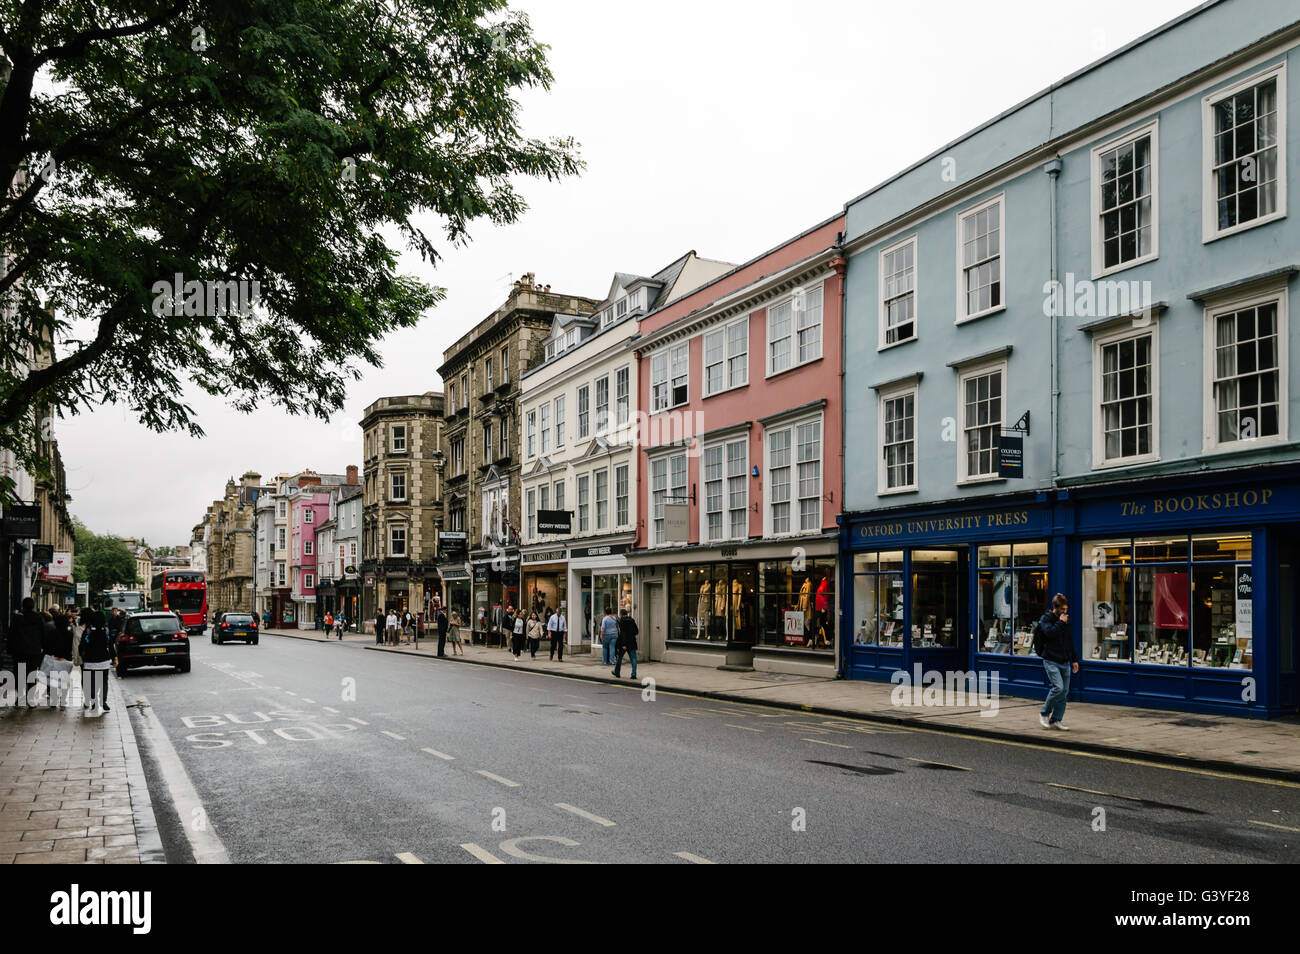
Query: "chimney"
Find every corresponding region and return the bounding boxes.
[346,464,358,485]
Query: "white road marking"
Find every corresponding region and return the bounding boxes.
[421,747,455,761]
[395,852,424,864]
[323,706,340,714]
[333,860,382,864]
[498,836,593,864]
[607,702,635,708]
[662,712,693,720]
[674,851,715,864]
[554,803,616,827]
[724,723,762,732]
[380,730,406,741]
[460,842,505,864]
[301,698,316,704]
[1249,819,1300,833]
[802,738,851,749]
[348,717,369,725]
[132,693,230,864]
[476,770,520,788]
[284,690,297,696]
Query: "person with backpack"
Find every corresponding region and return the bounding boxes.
[612,608,639,679]
[1034,593,1078,731]
[79,605,116,715]
[42,608,75,709]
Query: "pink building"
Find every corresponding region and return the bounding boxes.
[626,213,846,677]
[289,491,332,627]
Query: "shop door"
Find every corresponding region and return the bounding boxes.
[647,582,664,661]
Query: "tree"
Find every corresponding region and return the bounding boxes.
[72,517,139,593]
[0,1,580,496]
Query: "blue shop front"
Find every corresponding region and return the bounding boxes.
[839,468,1300,717]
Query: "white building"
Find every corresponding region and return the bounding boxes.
[518,252,732,649]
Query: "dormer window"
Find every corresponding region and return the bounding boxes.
[616,298,627,318]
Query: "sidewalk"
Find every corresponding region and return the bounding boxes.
[328,635,1300,782]
[0,672,162,864]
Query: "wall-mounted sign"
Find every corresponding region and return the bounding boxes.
[997,434,1023,478]
[574,543,631,558]
[1,505,39,539]
[523,550,567,564]
[663,503,689,542]
[537,510,572,534]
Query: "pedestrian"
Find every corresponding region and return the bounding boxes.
[526,611,544,660]
[436,606,449,658]
[511,608,526,658]
[7,597,46,707]
[501,605,515,653]
[79,605,115,715]
[403,609,414,645]
[612,608,639,680]
[1034,593,1078,731]
[447,611,465,656]
[324,612,333,636]
[547,605,566,661]
[42,608,75,709]
[386,608,399,646]
[599,607,619,667]
[374,609,385,645]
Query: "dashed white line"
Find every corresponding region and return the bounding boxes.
[662,712,693,720]
[323,706,340,714]
[348,717,369,725]
[380,730,406,741]
[284,690,297,696]
[674,851,715,864]
[476,770,520,788]
[301,697,316,704]
[554,803,616,827]
[725,723,762,732]
[421,747,455,761]
[460,842,505,864]
[395,852,424,864]
[802,738,851,749]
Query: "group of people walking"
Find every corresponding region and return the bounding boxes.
[493,604,570,662]
[3,598,124,714]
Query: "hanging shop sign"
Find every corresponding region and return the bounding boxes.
[997,434,1024,478]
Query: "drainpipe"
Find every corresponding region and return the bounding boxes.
[1043,158,1062,488]
[830,238,848,680]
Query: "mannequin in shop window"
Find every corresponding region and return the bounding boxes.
[696,579,711,639]
[731,577,743,636]
[812,572,831,649]
[713,573,728,639]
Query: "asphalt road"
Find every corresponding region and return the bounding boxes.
[121,633,1300,864]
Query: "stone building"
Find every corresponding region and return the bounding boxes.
[203,471,271,616]
[360,393,444,626]
[436,274,599,642]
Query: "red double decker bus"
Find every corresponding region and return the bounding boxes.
[151,569,208,634]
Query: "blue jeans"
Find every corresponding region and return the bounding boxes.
[1041,659,1071,723]
[602,634,617,665]
[613,649,637,678]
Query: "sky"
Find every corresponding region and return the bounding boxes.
[56,0,1204,545]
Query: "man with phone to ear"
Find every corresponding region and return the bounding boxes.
[1034,593,1078,731]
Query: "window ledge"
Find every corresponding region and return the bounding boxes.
[877,335,917,352]
[877,486,918,497]
[764,354,824,382]
[1091,453,1161,472]
[954,304,1006,326]
[1090,253,1159,281]
[1202,211,1287,246]
[703,381,750,400]
[956,475,1005,487]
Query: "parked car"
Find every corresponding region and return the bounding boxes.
[212,612,259,645]
[115,612,190,675]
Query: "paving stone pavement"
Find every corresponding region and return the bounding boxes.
[0,670,161,864]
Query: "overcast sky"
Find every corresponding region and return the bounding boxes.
[57,0,1202,546]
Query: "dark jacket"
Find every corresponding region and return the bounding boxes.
[436,611,448,637]
[616,616,639,653]
[8,609,46,664]
[1035,611,1076,664]
[80,610,116,665]
[43,615,74,659]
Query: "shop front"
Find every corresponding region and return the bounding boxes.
[335,577,360,630]
[841,470,1300,717]
[521,548,567,624]
[631,536,838,676]
[439,566,471,629]
[469,556,519,646]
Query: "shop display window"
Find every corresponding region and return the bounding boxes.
[976,541,1048,655]
[758,559,834,652]
[1081,533,1252,668]
[911,549,959,648]
[852,551,905,646]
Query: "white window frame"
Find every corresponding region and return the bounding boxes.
[500,344,509,382]
[526,488,536,540]
[649,450,688,546]
[485,357,494,391]
[554,395,566,448]
[391,424,407,453]
[955,193,1006,323]
[1201,62,1287,244]
[526,410,536,459]
[553,479,565,514]
[766,284,824,377]
[304,508,314,524]
[1091,119,1160,278]
[304,540,314,556]
[1092,322,1161,468]
[277,527,286,549]
[276,562,286,586]
[594,375,610,433]
[878,235,918,349]
[577,474,590,533]
[650,343,689,411]
[388,525,406,558]
[703,316,749,396]
[594,467,609,531]
[763,413,823,538]
[700,437,748,542]
[956,360,1007,484]
[500,415,509,457]
[277,500,286,518]
[614,464,628,527]
[615,367,630,426]
[577,385,590,438]
[540,403,551,455]
[305,573,314,589]
[1201,284,1289,454]
[878,383,918,495]
[390,471,406,502]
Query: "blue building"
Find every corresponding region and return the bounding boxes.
[838,0,1300,716]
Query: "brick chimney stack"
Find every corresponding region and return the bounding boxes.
[346,464,358,485]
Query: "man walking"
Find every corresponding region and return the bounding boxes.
[599,607,619,667]
[8,597,46,707]
[547,605,566,661]
[436,605,448,658]
[374,609,385,645]
[1034,593,1078,731]
[612,608,639,680]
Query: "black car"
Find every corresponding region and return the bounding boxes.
[212,612,259,645]
[116,612,191,675]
